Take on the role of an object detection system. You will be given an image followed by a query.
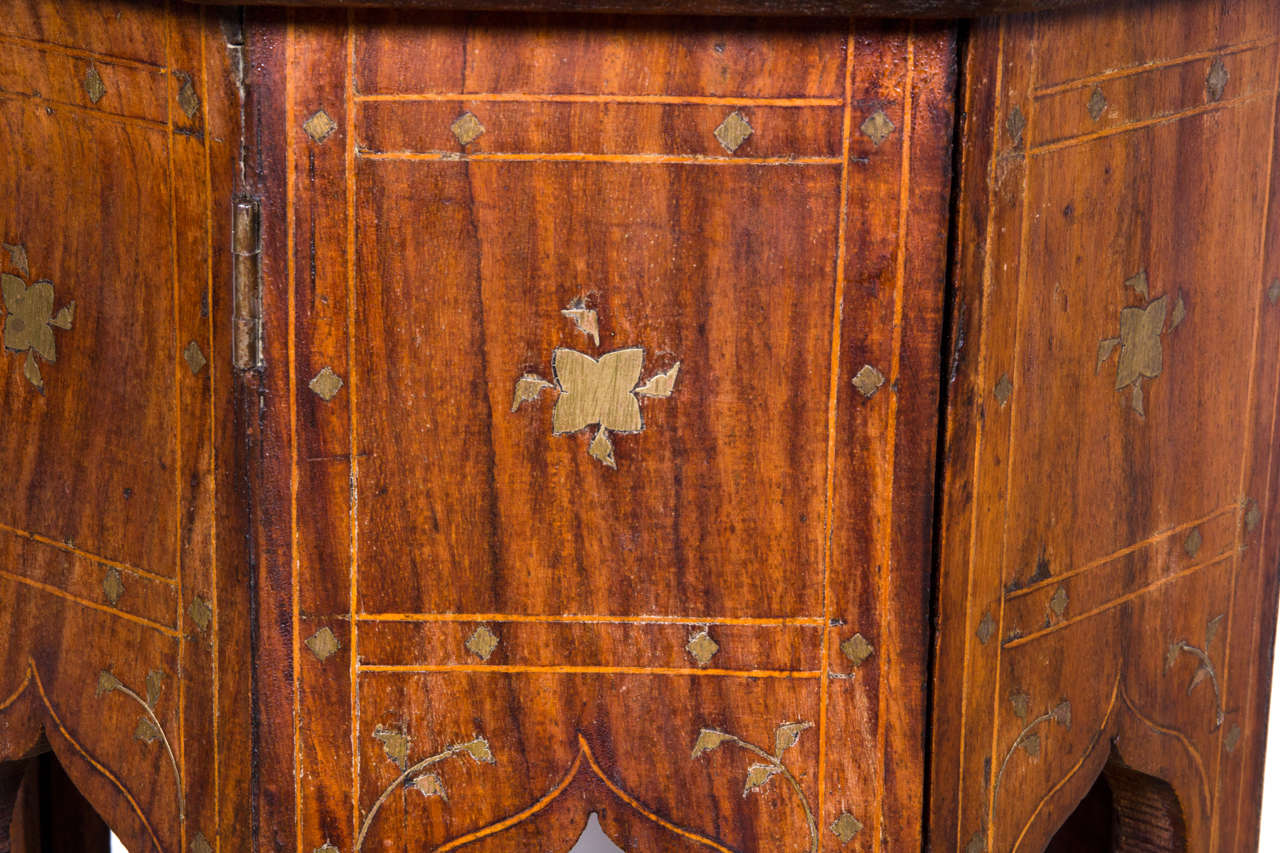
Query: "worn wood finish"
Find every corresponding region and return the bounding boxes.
[1,0,1279,851]
[929,0,1280,850]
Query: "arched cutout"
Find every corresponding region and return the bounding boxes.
[570,813,626,852]
[1,748,111,851]
[1047,749,1187,852]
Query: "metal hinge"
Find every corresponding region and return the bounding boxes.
[232,197,261,370]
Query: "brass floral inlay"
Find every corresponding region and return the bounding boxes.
[97,668,184,819]
[1165,614,1225,728]
[512,302,680,469]
[693,721,818,852]
[2,264,75,389]
[1097,270,1185,416]
[355,730,495,852]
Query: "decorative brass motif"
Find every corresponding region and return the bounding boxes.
[2,267,75,390]
[829,812,863,844]
[304,109,338,143]
[1006,106,1027,146]
[184,341,207,374]
[1268,278,1280,305]
[1206,58,1229,103]
[191,832,214,853]
[686,629,719,666]
[84,65,106,104]
[1048,586,1068,618]
[852,364,885,398]
[466,625,500,661]
[1087,86,1107,121]
[4,244,29,277]
[993,374,1013,405]
[1184,527,1203,558]
[692,721,818,853]
[992,698,1072,796]
[188,596,213,632]
[450,111,485,146]
[305,626,341,662]
[176,72,201,119]
[1165,614,1225,728]
[714,110,754,154]
[1244,498,1262,533]
[512,304,680,469]
[840,633,874,667]
[355,731,495,852]
[1009,690,1030,720]
[1225,724,1243,753]
[309,366,344,401]
[976,611,996,645]
[103,568,125,605]
[96,668,185,819]
[373,724,412,769]
[1097,271,1185,416]
[859,110,895,146]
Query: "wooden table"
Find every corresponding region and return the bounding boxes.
[0,0,1277,850]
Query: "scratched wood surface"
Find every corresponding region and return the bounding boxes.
[929,0,1280,850]
[0,1,251,852]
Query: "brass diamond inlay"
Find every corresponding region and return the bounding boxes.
[305,626,341,662]
[466,625,500,661]
[860,110,895,146]
[714,110,754,154]
[840,633,874,667]
[830,813,864,844]
[103,568,125,605]
[309,366,344,401]
[184,341,207,374]
[686,630,720,666]
[1087,86,1107,121]
[852,364,885,398]
[84,66,106,104]
[450,111,486,146]
[303,109,338,143]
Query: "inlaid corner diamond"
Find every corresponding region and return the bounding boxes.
[860,110,895,146]
[466,625,500,660]
[686,630,720,666]
[450,111,486,146]
[714,110,754,154]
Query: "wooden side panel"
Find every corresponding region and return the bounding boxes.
[249,10,957,851]
[0,2,250,851]
[930,0,1280,849]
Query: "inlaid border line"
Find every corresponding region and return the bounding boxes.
[1002,502,1239,601]
[356,612,825,627]
[357,150,844,166]
[1028,90,1273,157]
[0,569,180,637]
[0,32,170,72]
[1001,552,1233,650]
[1032,35,1280,97]
[359,664,821,678]
[345,9,363,847]
[0,521,178,587]
[0,89,166,132]
[356,91,843,107]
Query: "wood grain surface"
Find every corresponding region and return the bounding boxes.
[929,0,1280,849]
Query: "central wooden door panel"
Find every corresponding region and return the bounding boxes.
[247,11,956,851]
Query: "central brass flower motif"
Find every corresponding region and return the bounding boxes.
[512,303,679,468]
[2,266,75,389]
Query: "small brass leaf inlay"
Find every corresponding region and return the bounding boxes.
[1010,691,1030,720]
[1049,586,1068,617]
[103,568,125,605]
[860,110,895,146]
[636,362,681,398]
[305,626,341,661]
[309,366,344,401]
[303,109,338,143]
[315,844,340,853]
[466,625,500,660]
[1087,86,1107,121]
[1206,58,1229,103]
[411,771,448,800]
[1184,527,1203,559]
[135,716,162,744]
[686,629,719,666]
[84,66,106,104]
[1245,499,1261,533]
[1268,279,1280,305]
[191,832,214,853]
[184,341,207,374]
[373,724,412,769]
[450,111,485,146]
[512,374,553,411]
[977,611,996,645]
[1006,106,1027,146]
[4,243,29,277]
[830,813,863,843]
[1225,724,1242,752]
[994,374,1013,405]
[1125,270,1149,299]
[840,633,874,667]
[189,596,213,632]
[714,110,754,153]
[852,364,885,398]
[1099,273,1184,416]
[561,301,599,346]
[176,73,200,119]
